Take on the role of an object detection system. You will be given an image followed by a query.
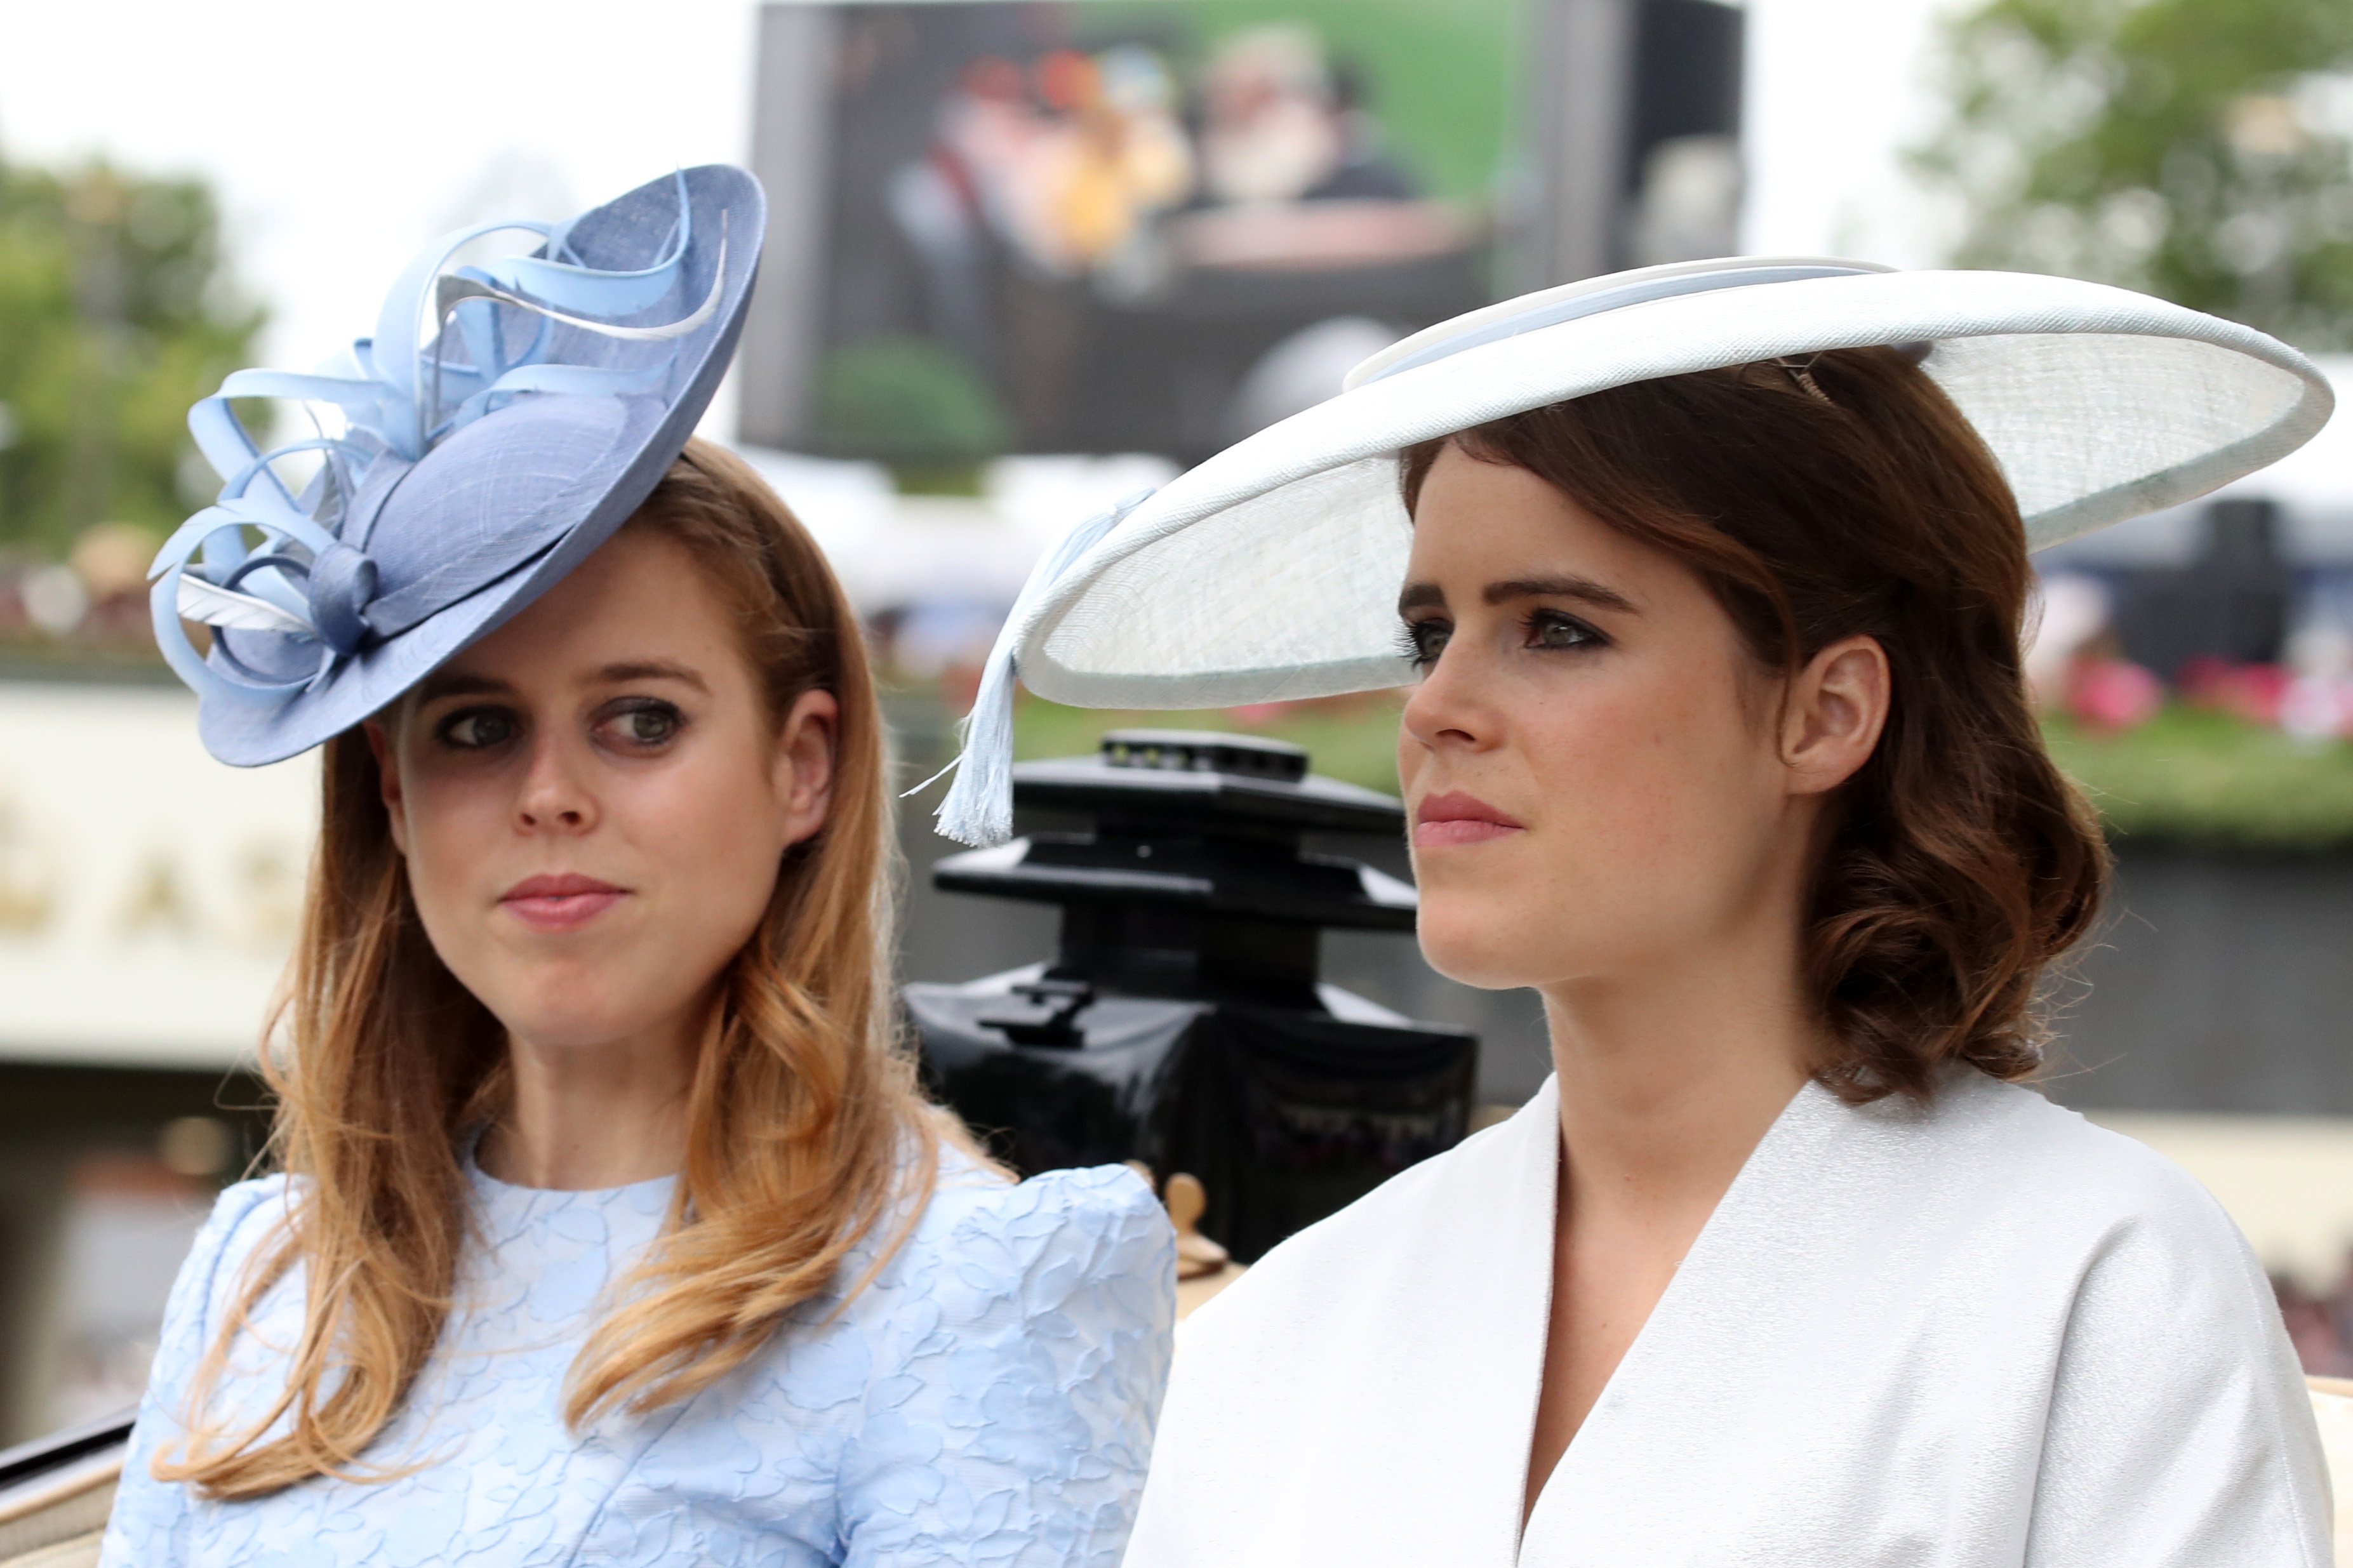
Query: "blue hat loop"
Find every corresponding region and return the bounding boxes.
[305,543,379,656]
[146,166,768,762]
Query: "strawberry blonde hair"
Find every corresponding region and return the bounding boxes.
[157,439,957,1497]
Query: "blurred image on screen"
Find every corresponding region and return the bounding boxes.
[794,3,1499,467]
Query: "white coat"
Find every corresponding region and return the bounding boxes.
[1125,1070,2331,1566]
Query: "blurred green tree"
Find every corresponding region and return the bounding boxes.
[1912,0,2353,347]
[0,157,263,556]
[816,336,1010,493]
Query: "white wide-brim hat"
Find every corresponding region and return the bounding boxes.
[933,257,2334,845]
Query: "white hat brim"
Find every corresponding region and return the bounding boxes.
[1013,266,2332,712]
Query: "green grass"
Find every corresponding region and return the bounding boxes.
[1016,696,2353,851]
[2043,710,2353,853]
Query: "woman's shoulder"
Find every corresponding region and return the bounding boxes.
[760,1146,1173,1406]
[1792,1072,2277,1317]
[893,1146,1175,1306]
[147,1174,300,1378]
[180,1175,300,1303]
[204,1171,298,1229]
[1919,1073,2243,1240]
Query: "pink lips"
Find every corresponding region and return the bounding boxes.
[499,873,628,933]
[1413,790,1526,849]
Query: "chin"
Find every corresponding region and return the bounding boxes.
[1414,903,1549,992]
[484,973,650,1050]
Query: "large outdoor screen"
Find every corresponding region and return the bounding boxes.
[746,0,1517,467]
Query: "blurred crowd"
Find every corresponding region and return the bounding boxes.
[899,24,1427,295]
[2279,1270,2353,1378]
[2027,502,2353,743]
[0,522,159,660]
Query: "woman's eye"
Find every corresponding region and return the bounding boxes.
[1525,610,1603,651]
[597,700,685,749]
[1397,619,1451,670]
[437,708,519,750]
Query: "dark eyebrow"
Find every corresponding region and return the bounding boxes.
[411,661,710,704]
[597,660,709,693]
[412,670,512,704]
[1483,575,1639,615]
[1396,575,1639,618]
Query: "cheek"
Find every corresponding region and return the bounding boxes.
[1533,666,1761,842]
[396,744,794,1042]
[1415,656,1780,985]
[632,758,792,942]
[393,766,512,919]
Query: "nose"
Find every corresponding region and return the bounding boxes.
[1400,637,1498,757]
[514,732,599,835]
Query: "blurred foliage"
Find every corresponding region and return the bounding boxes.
[2044,708,2353,849]
[817,336,1009,486]
[1912,0,2353,345]
[0,157,263,556]
[1018,694,2353,849]
[1087,0,1521,204]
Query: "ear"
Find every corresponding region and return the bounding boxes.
[774,688,841,848]
[362,717,409,856]
[1779,635,1890,797]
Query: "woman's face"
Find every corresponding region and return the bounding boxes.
[366,526,835,1054]
[1397,446,1877,993]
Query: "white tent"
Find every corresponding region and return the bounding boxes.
[731,449,1176,615]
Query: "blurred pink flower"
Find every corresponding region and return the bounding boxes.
[2178,658,2290,726]
[2066,657,2163,733]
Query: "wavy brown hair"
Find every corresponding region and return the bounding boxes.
[157,439,960,1498]
[1401,347,2109,1104]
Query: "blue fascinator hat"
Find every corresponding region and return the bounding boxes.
[149,164,766,765]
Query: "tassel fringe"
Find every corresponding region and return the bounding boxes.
[926,489,1154,846]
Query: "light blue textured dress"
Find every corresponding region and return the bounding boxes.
[98,1146,1175,1567]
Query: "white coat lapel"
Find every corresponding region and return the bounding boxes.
[1517,1080,1867,1564]
[1145,1074,1563,1567]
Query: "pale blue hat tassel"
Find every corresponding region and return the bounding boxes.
[924,488,1154,847]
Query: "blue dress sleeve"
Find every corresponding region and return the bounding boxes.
[837,1163,1176,1568]
[97,1177,291,1568]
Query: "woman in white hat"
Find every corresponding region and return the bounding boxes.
[99,169,1173,1567]
[938,258,2336,1564]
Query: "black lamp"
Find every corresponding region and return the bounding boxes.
[905,729,1477,1261]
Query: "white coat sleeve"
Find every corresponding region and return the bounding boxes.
[2024,1188,2332,1567]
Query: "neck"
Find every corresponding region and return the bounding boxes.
[1538,900,1818,1226]
[476,1004,709,1190]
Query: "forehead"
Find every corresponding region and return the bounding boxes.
[428,528,739,686]
[1403,447,1670,595]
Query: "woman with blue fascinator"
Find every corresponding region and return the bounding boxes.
[937,258,2338,1564]
[98,166,1173,1567]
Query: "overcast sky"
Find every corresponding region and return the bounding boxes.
[0,0,1961,418]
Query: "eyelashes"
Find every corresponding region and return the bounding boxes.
[1395,620,1446,669]
[436,706,519,750]
[429,697,690,754]
[602,698,685,747]
[1524,609,1605,652]
[1395,609,1609,672]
